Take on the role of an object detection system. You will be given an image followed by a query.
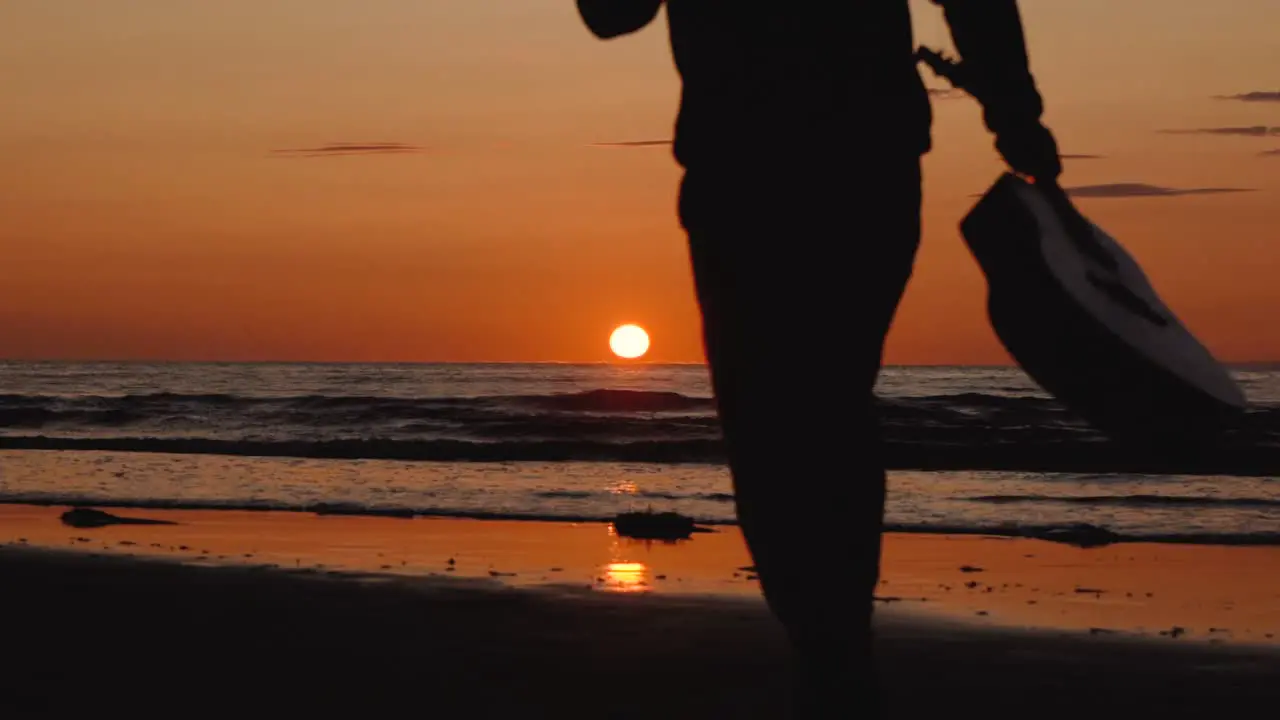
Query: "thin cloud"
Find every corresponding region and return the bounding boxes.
[1213,91,1280,103]
[1159,126,1280,137]
[271,142,424,157]
[589,139,673,148]
[1064,183,1255,198]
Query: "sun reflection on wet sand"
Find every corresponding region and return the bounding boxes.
[601,562,649,593]
[595,524,652,592]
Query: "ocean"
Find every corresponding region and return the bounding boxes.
[2,361,1278,545]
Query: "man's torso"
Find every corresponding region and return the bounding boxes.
[664,1,933,169]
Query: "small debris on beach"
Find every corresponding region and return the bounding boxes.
[1039,524,1122,548]
[310,504,414,519]
[61,507,176,529]
[959,565,984,573]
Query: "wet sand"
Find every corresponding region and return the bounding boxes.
[1,504,1278,717]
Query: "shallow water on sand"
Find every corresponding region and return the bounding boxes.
[2,450,1277,545]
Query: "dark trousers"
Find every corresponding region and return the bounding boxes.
[678,156,923,688]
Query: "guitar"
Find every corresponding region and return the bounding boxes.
[918,48,1247,443]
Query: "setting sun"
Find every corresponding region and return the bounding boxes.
[609,324,650,360]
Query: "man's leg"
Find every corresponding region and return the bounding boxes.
[678,158,922,712]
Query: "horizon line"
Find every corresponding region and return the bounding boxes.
[3,358,1278,368]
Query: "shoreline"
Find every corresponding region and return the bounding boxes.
[2,495,1277,548]
[4,502,1278,647]
[4,437,1280,476]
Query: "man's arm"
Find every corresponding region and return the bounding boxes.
[932,0,1044,135]
[932,0,1061,182]
[576,0,663,39]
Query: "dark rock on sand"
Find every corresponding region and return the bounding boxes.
[61,508,177,529]
[612,510,707,541]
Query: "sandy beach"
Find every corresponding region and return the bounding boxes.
[2,503,1277,718]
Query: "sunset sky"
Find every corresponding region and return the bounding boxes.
[2,0,1277,364]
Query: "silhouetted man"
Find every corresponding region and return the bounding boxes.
[576,1,1061,715]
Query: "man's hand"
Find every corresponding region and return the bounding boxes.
[576,0,663,40]
[994,120,1061,184]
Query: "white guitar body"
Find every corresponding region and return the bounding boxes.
[962,173,1247,443]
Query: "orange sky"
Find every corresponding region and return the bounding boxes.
[2,0,1277,364]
